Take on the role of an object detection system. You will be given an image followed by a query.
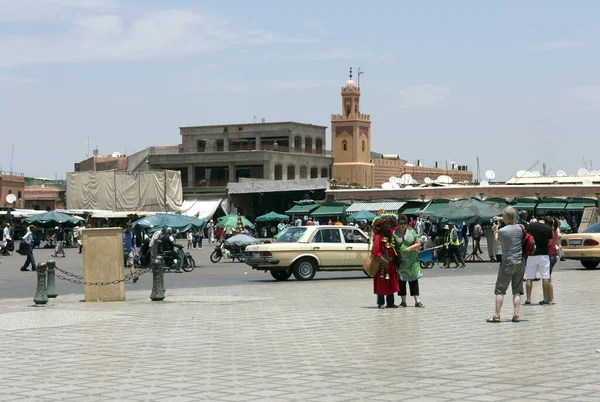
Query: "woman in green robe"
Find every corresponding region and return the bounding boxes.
[393,214,424,308]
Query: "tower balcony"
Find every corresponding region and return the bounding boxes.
[331,113,371,121]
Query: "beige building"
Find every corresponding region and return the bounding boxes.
[132,122,333,199]
[75,155,128,172]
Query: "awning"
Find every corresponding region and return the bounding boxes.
[400,207,422,215]
[0,209,47,218]
[511,202,537,211]
[536,201,568,211]
[91,211,157,219]
[346,201,406,214]
[285,204,319,215]
[420,200,451,214]
[564,201,596,211]
[180,199,222,220]
[310,205,347,217]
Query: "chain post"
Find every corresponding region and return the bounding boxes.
[46,260,57,298]
[33,262,48,305]
[150,257,165,301]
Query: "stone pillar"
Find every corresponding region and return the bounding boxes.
[256,135,261,150]
[83,228,125,302]
[228,162,236,182]
[263,161,274,180]
[33,263,48,305]
[188,164,195,187]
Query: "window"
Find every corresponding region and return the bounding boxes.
[274,165,283,180]
[216,139,224,152]
[299,165,308,179]
[362,140,366,152]
[342,140,347,151]
[315,138,323,154]
[287,165,296,180]
[305,137,312,153]
[275,227,307,243]
[342,229,368,244]
[312,228,341,243]
[197,140,206,152]
[321,167,328,178]
[17,191,21,200]
[310,167,318,178]
[294,136,302,151]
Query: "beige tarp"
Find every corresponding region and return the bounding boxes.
[67,171,183,212]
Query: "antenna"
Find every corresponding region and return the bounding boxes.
[10,144,14,173]
[86,136,90,158]
[582,157,589,170]
[513,160,539,183]
[476,156,480,184]
[357,67,364,87]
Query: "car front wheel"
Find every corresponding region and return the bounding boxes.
[292,258,317,281]
[581,261,599,269]
[271,270,292,281]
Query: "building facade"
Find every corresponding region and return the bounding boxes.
[0,170,25,209]
[75,155,127,172]
[141,122,333,199]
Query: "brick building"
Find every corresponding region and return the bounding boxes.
[0,170,25,209]
[75,154,127,172]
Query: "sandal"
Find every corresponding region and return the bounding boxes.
[539,300,549,305]
[486,315,501,323]
[524,301,531,305]
[512,315,520,323]
[399,302,407,308]
[415,302,425,308]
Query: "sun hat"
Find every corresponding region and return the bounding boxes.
[372,212,398,229]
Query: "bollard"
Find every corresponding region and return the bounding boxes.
[46,260,57,298]
[150,257,165,301]
[33,262,48,305]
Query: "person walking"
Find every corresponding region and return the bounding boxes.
[485,221,498,262]
[371,213,400,309]
[524,216,553,305]
[487,207,525,323]
[196,229,203,248]
[546,216,559,305]
[20,225,37,272]
[394,214,424,308]
[445,222,466,268]
[149,227,165,257]
[123,223,138,283]
[472,220,484,254]
[2,223,12,255]
[51,225,66,258]
[186,231,193,249]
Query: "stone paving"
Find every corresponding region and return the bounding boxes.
[0,266,599,401]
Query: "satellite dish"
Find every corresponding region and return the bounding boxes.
[531,171,541,177]
[405,185,413,189]
[524,171,534,177]
[391,183,400,189]
[389,176,397,183]
[577,168,590,177]
[111,151,122,157]
[583,179,593,186]
[516,170,526,178]
[436,175,453,184]
[556,170,567,177]
[479,180,489,187]
[6,194,17,204]
[485,170,496,180]
[411,179,419,185]
[381,182,393,189]
[591,170,600,176]
[401,174,413,183]
[424,177,432,184]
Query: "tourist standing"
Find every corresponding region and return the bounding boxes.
[206,220,215,243]
[485,221,498,262]
[371,213,400,309]
[525,216,553,305]
[394,215,424,308]
[187,231,193,249]
[472,220,483,254]
[546,216,559,305]
[487,207,525,323]
[20,225,36,272]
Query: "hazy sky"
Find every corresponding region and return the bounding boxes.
[1,0,599,181]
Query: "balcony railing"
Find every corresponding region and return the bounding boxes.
[0,170,25,177]
[150,146,182,155]
[149,145,329,157]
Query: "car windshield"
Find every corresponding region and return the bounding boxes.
[275,227,307,243]
[583,222,600,233]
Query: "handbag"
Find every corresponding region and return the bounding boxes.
[363,254,381,277]
[17,241,28,256]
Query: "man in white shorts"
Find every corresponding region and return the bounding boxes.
[525,216,553,305]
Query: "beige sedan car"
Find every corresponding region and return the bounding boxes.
[245,225,371,280]
[561,222,600,269]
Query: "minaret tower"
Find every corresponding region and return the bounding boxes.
[330,67,374,187]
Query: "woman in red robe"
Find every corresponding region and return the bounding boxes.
[372,213,400,309]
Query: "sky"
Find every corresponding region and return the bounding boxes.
[1,0,599,181]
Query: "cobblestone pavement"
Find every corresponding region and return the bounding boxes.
[0,266,599,401]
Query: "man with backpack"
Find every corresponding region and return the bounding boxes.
[487,207,526,323]
[524,216,553,305]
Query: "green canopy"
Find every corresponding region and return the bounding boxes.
[512,198,537,211]
[347,210,377,222]
[429,198,505,225]
[285,203,319,215]
[23,211,84,228]
[132,213,206,232]
[310,204,347,218]
[217,214,255,229]
[564,199,597,211]
[400,207,422,215]
[420,199,451,215]
[536,200,567,211]
[255,211,289,223]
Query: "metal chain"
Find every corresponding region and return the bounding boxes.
[53,266,152,286]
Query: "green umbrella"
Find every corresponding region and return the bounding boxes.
[217,214,255,229]
[255,211,289,223]
[23,211,83,228]
[347,210,376,223]
[132,213,206,233]
[429,198,505,225]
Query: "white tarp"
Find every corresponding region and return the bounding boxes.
[67,170,183,212]
[180,199,222,220]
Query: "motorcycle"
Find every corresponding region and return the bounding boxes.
[210,241,246,263]
[158,247,196,272]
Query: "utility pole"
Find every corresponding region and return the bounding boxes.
[476,156,480,184]
[358,68,364,88]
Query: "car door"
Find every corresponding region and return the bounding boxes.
[342,228,370,267]
[310,227,346,269]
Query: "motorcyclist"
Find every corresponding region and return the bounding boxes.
[161,227,185,272]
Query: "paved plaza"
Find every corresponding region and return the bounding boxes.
[0,252,599,402]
